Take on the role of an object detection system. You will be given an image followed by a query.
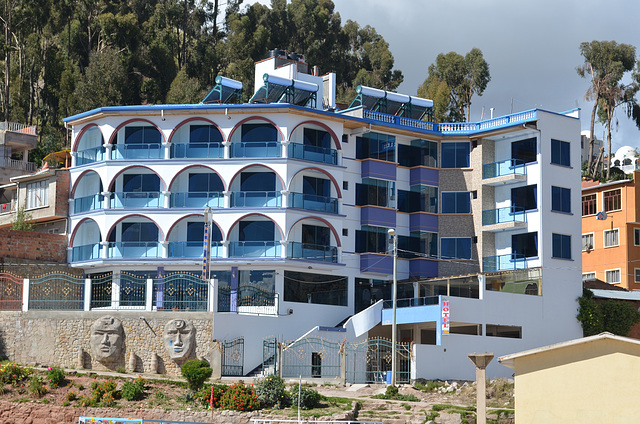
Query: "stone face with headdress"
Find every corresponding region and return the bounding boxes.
[163,319,196,360]
[90,316,124,362]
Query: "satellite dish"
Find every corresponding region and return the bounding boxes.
[596,211,607,220]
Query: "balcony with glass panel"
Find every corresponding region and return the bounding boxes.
[170,192,224,208]
[287,242,337,262]
[168,241,223,258]
[288,192,337,214]
[112,125,163,160]
[111,192,163,208]
[483,253,528,272]
[482,206,527,232]
[170,142,223,159]
[482,159,526,186]
[71,243,102,262]
[76,146,106,165]
[74,194,104,214]
[288,143,337,165]
[229,241,281,258]
[107,242,161,258]
[230,122,281,158]
[231,191,281,208]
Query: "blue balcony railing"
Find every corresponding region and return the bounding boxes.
[111,143,163,160]
[231,191,282,208]
[111,192,163,208]
[168,241,222,258]
[382,296,439,308]
[483,159,526,179]
[71,243,101,262]
[288,192,338,214]
[288,143,337,165]
[108,242,161,258]
[73,194,104,214]
[230,141,280,158]
[483,253,528,272]
[76,146,105,165]
[170,192,224,208]
[287,242,337,263]
[482,206,526,226]
[170,142,223,159]
[229,241,281,258]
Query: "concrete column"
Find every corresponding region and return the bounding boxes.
[478,274,485,300]
[162,142,170,159]
[222,241,230,259]
[101,192,112,209]
[146,278,154,311]
[210,341,222,380]
[282,140,290,158]
[208,278,217,312]
[280,240,288,259]
[100,241,109,259]
[70,151,77,168]
[222,141,231,159]
[22,278,29,311]
[67,247,73,264]
[105,144,113,160]
[112,275,120,308]
[339,341,346,386]
[280,190,289,208]
[162,191,171,208]
[223,191,231,208]
[468,353,494,424]
[84,278,92,311]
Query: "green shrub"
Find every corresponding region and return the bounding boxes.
[91,379,118,403]
[101,391,116,407]
[181,359,212,392]
[385,385,399,397]
[77,396,97,407]
[254,375,290,409]
[66,391,77,401]
[61,400,70,407]
[195,383,227,408]
[0,363,31,386]
[28,376,46,398]
[219,382,259,411]
[121,380,145,401]
[290,385,323,410]
[46,367,66,388]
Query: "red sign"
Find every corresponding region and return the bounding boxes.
[441,300,450,335]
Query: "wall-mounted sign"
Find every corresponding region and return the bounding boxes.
[442,299,450,335]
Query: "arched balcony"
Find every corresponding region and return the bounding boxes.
[288,123,338,165]
[109,167,165,209]
[70,219,102,262]
[228,216,282,258]
[170,120,224,159]
[229,166,283,208]
[72,171,104,214]
[107,217,162,258]
[229,120,281,158]
[287,218,338,263]
[75,126,105,165]
[111,122,163,160]
[288,168,340,214]
[167,216,223,258]
[169,166,224,209]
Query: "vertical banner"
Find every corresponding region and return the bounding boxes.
[441,299,450,335]
[202,221,209,279]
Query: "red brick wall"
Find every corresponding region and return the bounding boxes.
[0,229,67,262]
[54,169,70,217]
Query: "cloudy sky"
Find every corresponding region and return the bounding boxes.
[247,0,640,151]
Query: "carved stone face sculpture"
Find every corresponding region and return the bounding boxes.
[90,316,124,362]
[163,319,195,360]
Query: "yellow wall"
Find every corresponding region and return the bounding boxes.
[513,339,640,424]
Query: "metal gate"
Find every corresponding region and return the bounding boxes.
[222,337,244,376]
[262,337,278,376]
[345,338,411,384]
[281,337,341,379]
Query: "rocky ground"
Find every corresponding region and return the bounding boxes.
[0,368,514,424]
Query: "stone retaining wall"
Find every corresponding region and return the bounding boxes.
[0,311,213,376]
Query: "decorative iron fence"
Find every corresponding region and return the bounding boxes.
[154,273,208,311]
[345,338,411,384]
[91,273,147,309]
[29,273,84,310]
[218,283,277,314]
[0,273,23,310]
[281,337,341,379]
[222,337,244,376]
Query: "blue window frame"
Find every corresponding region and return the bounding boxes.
[511,137,537,163]
[552,233,571,259]
[240,172,275,191]
[356,132,396,162]
[303,176,330,197]
[189,173,223,192]
[124,126,161,144]
[551,139,570,167]
[551,186,571,213]
[441,142,470,168]
[117,222,158,242]
[441,192,471,214]
[239,220,274,241]
[190,125,223,143]
[512,232,538,258]
[122,174,160,192]
[440,237,472,259]
[512,185,537,211]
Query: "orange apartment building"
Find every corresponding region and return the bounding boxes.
[582,171,640,289]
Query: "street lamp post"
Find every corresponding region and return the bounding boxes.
[203,206,212,280]
[388,228,398,386]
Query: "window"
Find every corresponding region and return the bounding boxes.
[440,238,472,259]
[356,178,395,208]
[189,173,223,192]
[551,139,570,166]
[635,228,640,246]
[124,126,161,144]
[355,226,389,253]
[582,272,596,281]
[302,224,330,246]
[187,222,222,243]
[241,123,277,142]
[190,125,223,143]
[511,185,537,211]
[603,189,621,212]
[26,181,49,209]
[551,186,571,213]
[238,221,275,241]
[284,271,347,306]
[240,172,275,191]
[122,174,160,192]
[356,132,396,162]
[441,142,470,168]
[604,229,619,247]
[635,269,640,283]
[486,324,522,339]
[552,233,571,259]
[303,176,330,197]
[441,192,471,214]
[303,128,331,149]
[582,194,596,216]
[511,137,537,163]
[119,222,158,242]
[512,232,538,258]
[605,269,621,284]
[582,233,594,251]
[398,139,438,167]
[398,185,438,213]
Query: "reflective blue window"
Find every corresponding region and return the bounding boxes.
[240,172,275,191]
[190,125,223,143]
[303,176,330,197]
[441,192,471,214]
[187,222,222,241]
[356,132,395,162]
[512,185,537,211]
[511,137,537,164]
[239,221,275,241]
[118,222,158,242]
[512,232,538,258]
[123,174,160,192]
[441,142,470,168]
[304,128,331,150]
[302,224,330,246]
[551,139,570,166]
[552,233,571,259]
[241,123,277,142]
[124,126,161,144]
[440,237,471,259]
[189,173,223,192]
[551,186,571,213]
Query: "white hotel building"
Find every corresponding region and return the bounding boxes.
[63,53,583,380]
